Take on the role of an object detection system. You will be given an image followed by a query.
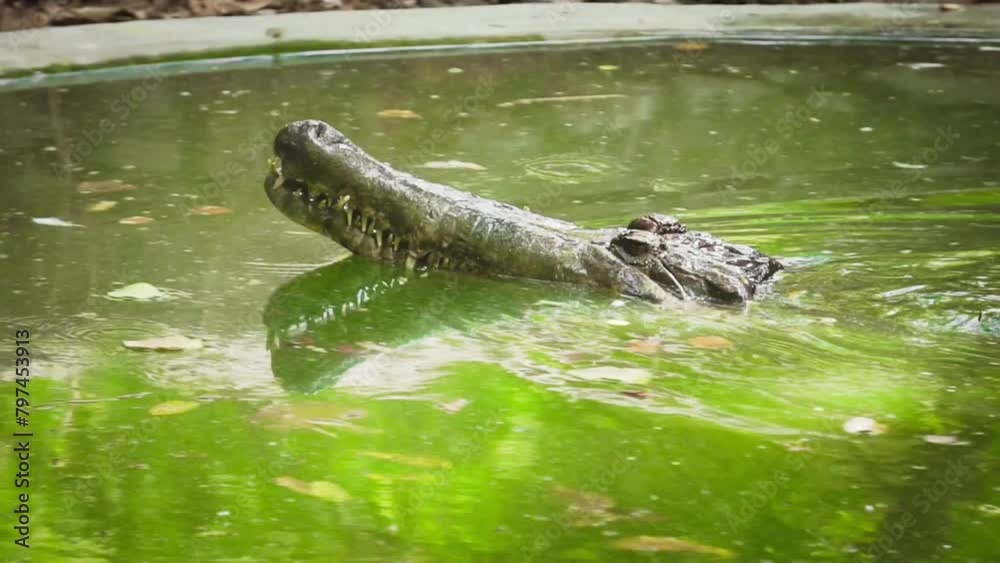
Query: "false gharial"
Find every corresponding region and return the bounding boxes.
[264,120,782,304]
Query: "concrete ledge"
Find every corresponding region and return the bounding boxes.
[2,3,1000,74]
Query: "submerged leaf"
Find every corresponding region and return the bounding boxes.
[87,200,118,212]
[612,536,733,557]
[107,282,165,300]
[687,336,734,350]
[275,476,350,503]
[123,335,203,352]
[190,205,233,216]
[32,217,83,228]
[376,109,421,119]
[119,215,155,225]
[77,181,136,194]
[362,451,453,469]
[418,160,486,171]
[150,400,200,416]
[674,41,710,52]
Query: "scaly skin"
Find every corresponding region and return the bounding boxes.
[264,120,781,304]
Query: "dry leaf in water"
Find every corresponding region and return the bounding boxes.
[150,400,200,416]
[107,282,164,300]
[570,367,651,384]
[612,536,734,557]
[497,94,625,108]
[843,416,887,435]
[362,451,453,469]
[119,216,154,225]
[191,205,233,216]
[418,160,486,171]
[275,476,350,503]
[32,217,83,228]
[377,109,421,119]
[628,338,662,354]
[77,181,136,194]
[598,64,619,71]
[923,435,962,445]
[123,335,203,351]
[674,42,709,52]
[687,336,734,350]
[88,200,118,212]
[440,399,469,414]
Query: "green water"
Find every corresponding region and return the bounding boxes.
[1,41,999,562]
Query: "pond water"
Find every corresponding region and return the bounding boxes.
[1,40,999,562]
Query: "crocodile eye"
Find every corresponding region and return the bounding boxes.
[611,230,658,260]
[627,215,659,232]
[627,214,687,235]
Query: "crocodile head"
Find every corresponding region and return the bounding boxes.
[265,120,783,304]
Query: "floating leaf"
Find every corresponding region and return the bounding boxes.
[123,335,203,352]
[891,161,928,170]
[673,42,709,52]
[612,536,733,557]
[77,181,136,194]
[191,205,233,216]
[418,160,486,171]
[907,62,946,70]
[87,200,118,212]
[440,398,469,414]
[687,335,734,350]
[628,338,662,354]
[979,504,1000,516]
[107,282,165,300]
[376,109,421,119]
[605,319,630,326]
[275,476,350,503]
[362,451,453,469]
[598,64,619,71]
[150,400,200,416]
[569,367,651,384]
[621,390,648,399]
[923,435,963,445]
[498,94,625,108]
[843,416,886,435]
[119,215,154,225]
[32,217,83,228]
[880,285,927,298]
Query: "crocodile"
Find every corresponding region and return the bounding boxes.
[264,120,782,304]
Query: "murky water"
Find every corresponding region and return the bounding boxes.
[1,40,999,562]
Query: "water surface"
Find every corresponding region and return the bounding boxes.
[1,41,998,562]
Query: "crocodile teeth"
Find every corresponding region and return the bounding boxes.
[441,257,450,268]
[392,236,402,252]
[336,195,350,209]
[374,230,383,249]
[360,214,368,233]
[405,254,416,270]
[271,175,285,191]
[345,206,352,226]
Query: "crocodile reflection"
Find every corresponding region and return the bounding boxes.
[263,257,571,392]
